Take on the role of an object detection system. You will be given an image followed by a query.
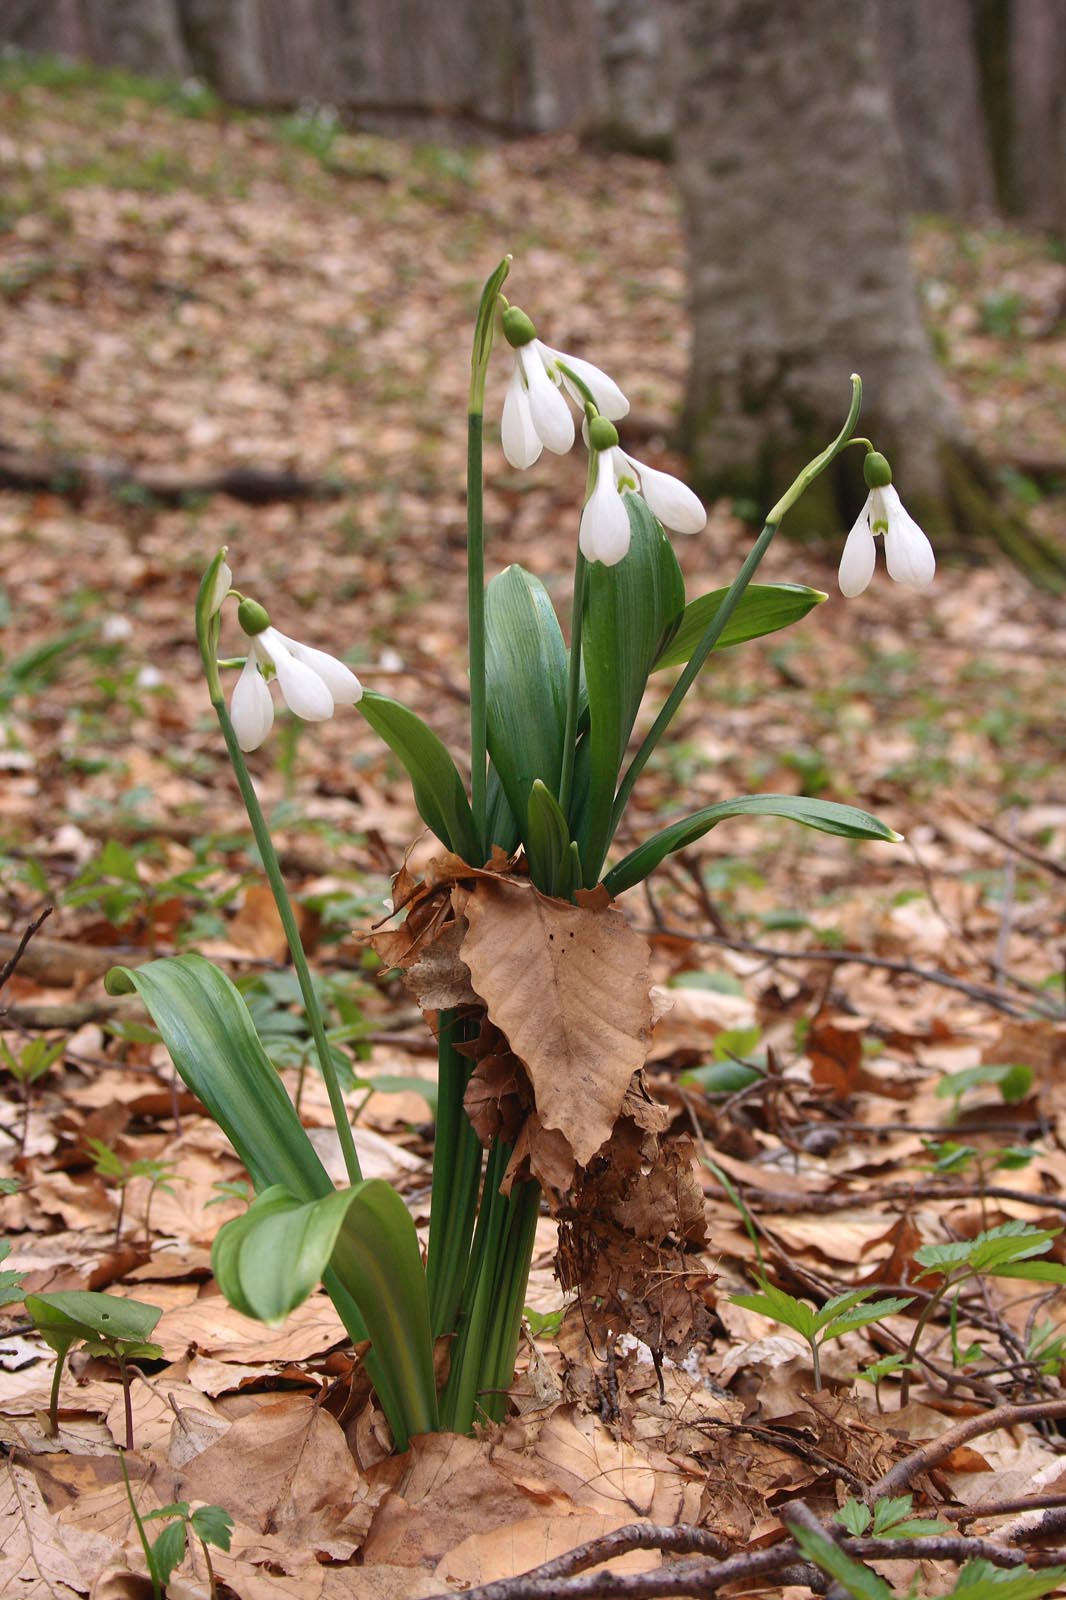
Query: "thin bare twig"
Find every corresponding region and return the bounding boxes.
[0,906,52,996]
[632,921,1057,1019]
[867,1397,1066,1502]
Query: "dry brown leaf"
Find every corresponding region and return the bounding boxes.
[175,1395,375,1554]
[435,1511,660,1586]
[153,1292,347,1363]
[533,1409,689,1523]
[460,877,654,1166]
[1,1456,123,1599]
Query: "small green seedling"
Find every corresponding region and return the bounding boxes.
[835,1493,950,1539]
[25,1290,162,1447]
[850,1352,914,1412]
[789,1507,1066,1600]
[936,1061,1034,1115]
[680,1024,765,1095]
[84,1138,179,1244]
[1026,1319,1066,1379]
[0,1239,26,1307]
[730,1279,913,1390]
[118,1449,233,1600]
[0,1034,66,1152]
[900,1221,1066,1405]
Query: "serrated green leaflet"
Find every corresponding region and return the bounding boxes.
[213,1181,437,1444]
[486,566,569,856]
[604,794,899,896]
[788,1517,893,1600]
[580,494,684,882]
[653,583,826,670]
[358,690,481,863]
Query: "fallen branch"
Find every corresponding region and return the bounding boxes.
[705,1177,1066,1218]
[0,444,344,505]
[0,931,147,986]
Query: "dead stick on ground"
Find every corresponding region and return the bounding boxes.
[867,1397,1066,1503]
[633,922,1057,1019]
[0,906,52,996]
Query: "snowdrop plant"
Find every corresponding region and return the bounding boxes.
[107,255,931,1445]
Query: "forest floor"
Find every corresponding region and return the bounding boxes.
[1,56,1066,1600]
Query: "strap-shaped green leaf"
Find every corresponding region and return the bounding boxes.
[653,583,826,670]
[604,794,899,897]
[486,764,520,854]
[580,495,685,882]
[486,565,569,845]
[213,1181,438,1444]
[359,689,480,864]
[525,778,576,899]
[106,954,335,1202]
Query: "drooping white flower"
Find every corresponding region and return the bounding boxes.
[838,459,935,598]
[580,448,632,566]
[229,603,363,752]
[499,305,628,470]
[612,448,707,536]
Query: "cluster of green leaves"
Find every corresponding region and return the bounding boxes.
[835,1494,949,1539]
[0,1240,26,1307]
[731,1280,913,1390]
[362,509,896,900]
[936,1061,1034,1115]
[791,1511,1066,1600]
[85,1138,180,1244]
[136,1500,234,1600]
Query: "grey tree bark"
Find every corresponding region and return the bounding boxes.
[877,0,995,216]
[673,0,954,528]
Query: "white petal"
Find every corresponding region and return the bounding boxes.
[520,344,574,455]
[230,654,275,751]
[838,496,878,597]
[276,633,363,704]
[256,629,335,721]
[548,347,630,421]
[882,485,936,589]
[625,453,706,534]
[501,365,543,468]
[579,456,632,565]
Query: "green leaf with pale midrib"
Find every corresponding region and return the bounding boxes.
[604,794,899,897]
[653,583,826,670]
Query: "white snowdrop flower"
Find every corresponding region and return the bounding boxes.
[136,664,163,689]
[838,454,935,598]
[500,305,631,468]
[229,600,363,752]
[579,420,632,567]
[613,448,706,536]
[101,614,133,642]
[543,346,629,422]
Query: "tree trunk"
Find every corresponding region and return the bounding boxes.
[1006,0,1066,233]
[591,0,677,157]
[673,0,953,525]
[877,0,995,215]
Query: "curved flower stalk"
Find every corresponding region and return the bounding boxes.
[499,304,628,469]
[229,600,363,752]
[839,451,935,597]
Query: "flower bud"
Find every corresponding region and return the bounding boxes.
[863,451,893,489]
[587,416,619,452]
[237,598,271,636]
[501,306,537,348]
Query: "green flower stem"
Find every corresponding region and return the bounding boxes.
[609,518,779,840]
[204,678,363,1189]
[609,376,864,848]
[481,1179,541,1421]
[426,1012,485,1338]
[441,1140,514,1431]
[466,257,510,858]
[558,550,588,818]
[899,1274,961,1408]
[467,409,488,856]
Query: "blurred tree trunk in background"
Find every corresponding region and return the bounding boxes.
[671,0,1064,583]
[878,0,995,215]
[673,0,953,521]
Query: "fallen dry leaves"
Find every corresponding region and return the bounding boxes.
[1,61,1066,1600]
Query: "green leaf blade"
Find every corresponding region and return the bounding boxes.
[653,582,827,669]
[359,690,480,864]
[604,794,900,897]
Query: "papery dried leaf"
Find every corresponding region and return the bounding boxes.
[464,1050,528,1149]
[502,1112,576,1196]
[460,878,655,1167]
[403,917,478,1010]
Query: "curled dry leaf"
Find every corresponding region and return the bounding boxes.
[459,876,655,1167]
